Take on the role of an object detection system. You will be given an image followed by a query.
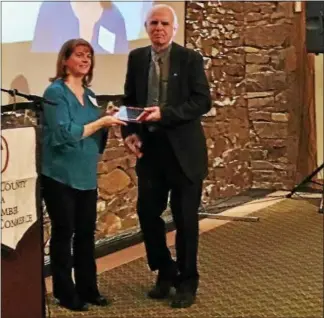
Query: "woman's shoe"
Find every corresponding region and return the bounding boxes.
[58,297,89,311]
[83,295,110,306]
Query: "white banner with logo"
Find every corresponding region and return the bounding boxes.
[1,127,38,249]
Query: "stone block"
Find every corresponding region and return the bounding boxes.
[246,53,270,64]
[98,168,132,196]
[246,71,287,92]
[271,113,289,122]
[253,122,288,138]
[245,24,292,48]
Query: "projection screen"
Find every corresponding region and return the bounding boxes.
[1,1,185,105]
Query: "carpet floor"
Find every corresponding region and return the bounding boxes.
[46,198,323,318]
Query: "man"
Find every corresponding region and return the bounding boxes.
[121,4,211,308]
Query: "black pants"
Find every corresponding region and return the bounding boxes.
[137,131,202,289]
[42,175,99,301]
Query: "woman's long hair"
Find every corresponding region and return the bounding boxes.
[49,38,95,87]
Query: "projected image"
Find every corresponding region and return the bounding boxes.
[1,1,184,98]
[2,0,153,54]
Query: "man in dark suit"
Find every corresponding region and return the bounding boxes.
[121,4,211,308]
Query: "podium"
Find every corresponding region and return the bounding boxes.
[1,106,45,318]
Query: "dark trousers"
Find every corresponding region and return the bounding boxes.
[136,131,202,289]
[42,175,99,301]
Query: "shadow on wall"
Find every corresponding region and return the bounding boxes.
[8,74,31,104]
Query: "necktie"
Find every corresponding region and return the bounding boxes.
[147,56,162,132]
[149,55,162,106]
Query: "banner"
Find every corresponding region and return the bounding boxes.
[1,127,38,250]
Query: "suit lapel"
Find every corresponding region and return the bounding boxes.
[167,43,181,105]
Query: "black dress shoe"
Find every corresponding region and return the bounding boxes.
[148,279,174,299]
[148,264,178,299]
[84,295,110,307]
[170,290,196,308]
[58,297,89,311]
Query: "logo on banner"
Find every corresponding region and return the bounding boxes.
[1,136,9,173]
[1,128,38,250]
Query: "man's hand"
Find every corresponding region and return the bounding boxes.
[136,106,161,122]
[124,134,143,158]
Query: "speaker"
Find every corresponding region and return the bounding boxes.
[306,1,324,54]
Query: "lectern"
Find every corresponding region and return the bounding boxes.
[1,100,45,318]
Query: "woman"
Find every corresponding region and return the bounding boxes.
[41,38,126,311]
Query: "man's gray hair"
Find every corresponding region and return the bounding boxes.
[145,4,179,27]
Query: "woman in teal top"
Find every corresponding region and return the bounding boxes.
[41,38,126,312]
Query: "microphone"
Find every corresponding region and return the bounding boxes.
[1,88,56,105]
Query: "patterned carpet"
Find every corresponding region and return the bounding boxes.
[46,199,323,318]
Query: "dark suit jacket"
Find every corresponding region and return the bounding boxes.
[121,42,211,182]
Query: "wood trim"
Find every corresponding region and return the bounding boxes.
[296,3,318,184]
[305,54,318,171]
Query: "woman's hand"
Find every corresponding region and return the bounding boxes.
[99,115,127,127]
[83,115,126,138]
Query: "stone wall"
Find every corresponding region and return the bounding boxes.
[186,1,252,204]
[42,1,305,248]
[96,127,138,240]
[186,1,303,192]
[243,1,302,190]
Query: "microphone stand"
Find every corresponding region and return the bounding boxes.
[1,88,56,106]
[1,88,56,125]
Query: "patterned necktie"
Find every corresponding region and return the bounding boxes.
[148,55,162,106]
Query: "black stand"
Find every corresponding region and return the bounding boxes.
[1,88,56,106]
[286,163,324,198]
[286,163,324,213]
